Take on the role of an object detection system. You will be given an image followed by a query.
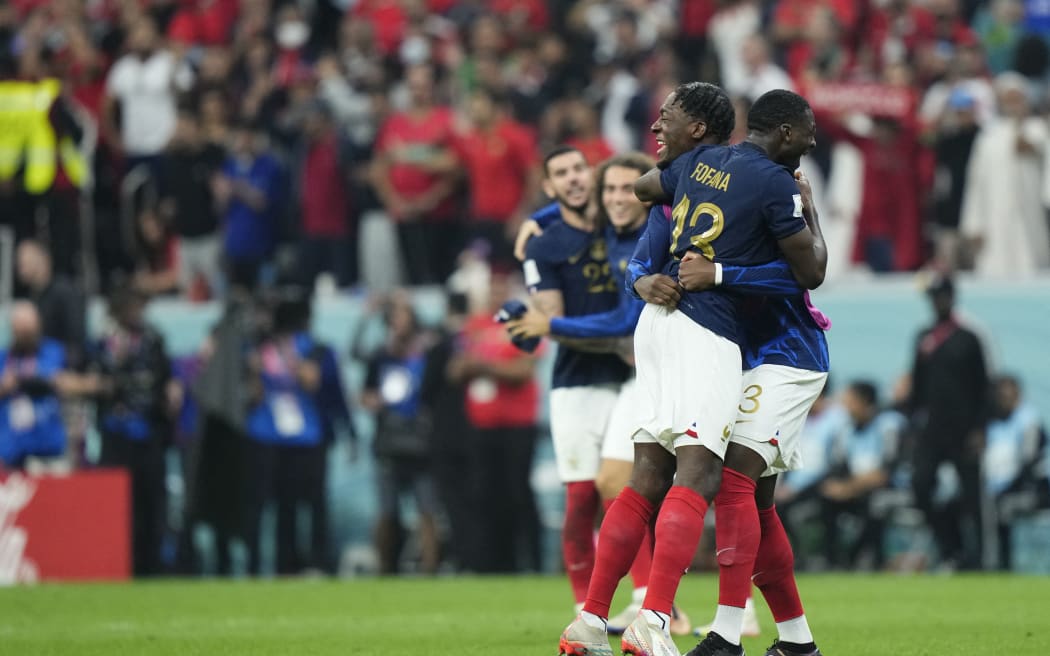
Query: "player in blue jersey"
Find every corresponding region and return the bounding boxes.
[635,91,829,656]
[521,144,634,615]
[509,152,664,632]
[562,88,825,656]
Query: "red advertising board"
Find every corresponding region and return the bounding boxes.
[805,82,916,119]
[0,469,130,583]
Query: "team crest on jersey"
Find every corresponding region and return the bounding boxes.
[589,239,607,262]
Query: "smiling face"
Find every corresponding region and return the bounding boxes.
[651,91,705,167]
[601,165,647,232]
[543,150,593,213]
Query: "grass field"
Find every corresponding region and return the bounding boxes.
[1,574,1048,655]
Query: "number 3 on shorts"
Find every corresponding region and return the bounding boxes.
[738,384,762,414]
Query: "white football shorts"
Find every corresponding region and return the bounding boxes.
[632,304,742,457]
[549,384,620,482]
[600,375,640,463]
[730,364,829,477]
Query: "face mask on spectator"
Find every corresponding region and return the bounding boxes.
[277,21,309,50]
[400,34,430,66]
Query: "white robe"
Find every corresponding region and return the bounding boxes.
[959,118,1050,278]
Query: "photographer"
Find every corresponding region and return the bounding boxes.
[82,288,176,576]
[0,303,67,469]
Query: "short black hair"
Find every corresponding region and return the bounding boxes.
[848,380,879,408]
[747,89,812,133]
[543,145,585,177]
[673,82,736,144]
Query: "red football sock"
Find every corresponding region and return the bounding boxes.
[564,481,600,603]
[643,486,709,615]
[715,468,761,608]
[753,505,805,622]
[584,488,654,617]
[603,497,654,593]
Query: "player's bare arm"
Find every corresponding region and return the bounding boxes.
[529,288,564,319]
[633,273,682,307]
[778,228,825,290]
[513,219,544,262]
[777,173,827,290]
[633,168,670,204]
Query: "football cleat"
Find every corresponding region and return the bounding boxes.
[622,611,681,656]
[607,602,641,635]
[763,640,821,656]
[685,632,745,656]
[559,615,613,656]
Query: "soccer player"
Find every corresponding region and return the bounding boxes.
[521,145,632,616]
[507,151,661,628]
[652,92,829,656]
[562,88,825,656]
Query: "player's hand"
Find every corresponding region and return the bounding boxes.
[634,274,682,307]
[677,251,717,291]
[505,307,551,339]
[513,219,543,262]
[794,170,815,215]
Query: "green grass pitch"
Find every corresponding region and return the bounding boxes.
[1,574,1048,655]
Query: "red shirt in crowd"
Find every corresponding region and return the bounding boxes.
[453,119,537,222]
[461,314,540,430]
[374,106,457,221]
[300,134,350,238]
[167,0,239,46]
[567,136,615,168]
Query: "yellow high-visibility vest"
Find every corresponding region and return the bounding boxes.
[0,78,87,193]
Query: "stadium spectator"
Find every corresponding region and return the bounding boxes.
[907,274,990,570]
[450,270,543,573]
[929,89,981,271]
[157,109,226,299]
[130,206,178,297]
[215,120,283,291]
[959,71,1049,278]
[452,86,540,268]
[370,63,459,285]
[419,290,475,571]
[0,302,67,470]
[984,375,1049,570]
[820,381,906,570]
[294,101,356,289]
[357,292,440,575]
[15,240,87,369]
[102,17,191,169]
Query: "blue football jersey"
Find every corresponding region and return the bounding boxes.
[523,220,631,388]
[658,142,808,342]
[547,222,646,339]
[740,296,830,373]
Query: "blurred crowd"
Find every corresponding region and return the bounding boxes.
[1,0,1050,302]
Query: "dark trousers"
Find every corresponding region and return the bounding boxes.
[912,434,983,569]
[243,441,330,575]
[396,220,462,285]
[433,445,479,572]
[182,415,247,576]
[99,432,167,577]
[465,219,515,270]
[470,425,542,573]
[298,234,357,288]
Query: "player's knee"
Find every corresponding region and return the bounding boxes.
[674,454,722,502]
